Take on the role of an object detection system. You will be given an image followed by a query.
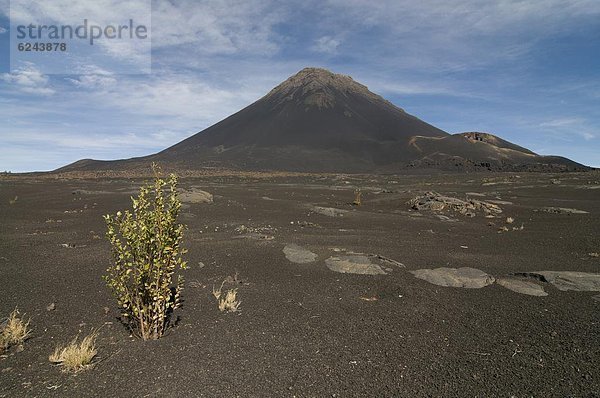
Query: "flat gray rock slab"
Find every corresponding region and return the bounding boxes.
[180,189,213,204]
[283,244,318,264]
[325,255,386,275]
[311,206,348,217]
[496,278,548,296]
[410,267,495,289]
[539,207,588,214]
[527,271,600,291]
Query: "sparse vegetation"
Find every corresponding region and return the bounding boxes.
[212,280,226,300]
[513,223,525,231]
[353,189,362,206]
[212,280,242,313]
[218,289,241,313]
[49,330,98,372]
[103,166,187,340]
[0,309,32,351]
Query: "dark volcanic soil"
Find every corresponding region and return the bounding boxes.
[1,171,599,397]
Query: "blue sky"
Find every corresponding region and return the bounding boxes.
[1,0,599,172]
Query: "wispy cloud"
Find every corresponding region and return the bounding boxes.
[1,63,55,95]
[538,118,597,141]
[7,0,151,72]
[311,36,340,54]
[151,0,287,55]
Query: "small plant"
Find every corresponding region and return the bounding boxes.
[353,189,362,206]
[104,166,187,340]
[49,330,98,372]
[1,308,32,351]
[212,274,242,313]
[218,289,241,313]
[512,223,525,231]
[212,281,225,301]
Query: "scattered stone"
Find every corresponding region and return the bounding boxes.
[310,206,348,217]
[235,224,276,235]
[435,214,458,222]
[283,244,318,264]
[46,303,56,311]
[359,296,378,301]
[408,192,502,217]
[179,189,213,204]
[234,233,275,241]
[538,207,588,215]
[587,252,599,258]
[487,200,513,205]
[515,271,600,291]
[296,220,320,228]
[325,255,387,275]
[466,192,486,197]
[59,243,86,249]
[495,278,548,296]
[410,267,495,289]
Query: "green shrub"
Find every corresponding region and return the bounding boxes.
[104,168,187,340]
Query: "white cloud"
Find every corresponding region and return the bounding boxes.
[1,63,55,95]
[582,132,595,141]
[150,0,286,55]
[538,117,597,142]
[9,0,151,71]
[66,65,117,89]
[369,80,477,98]
[312,36,340,54]
[313,0,600,71]
[539,118,585,128]
[0,26,7,34]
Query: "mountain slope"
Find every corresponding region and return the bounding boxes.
[58,67,589,173]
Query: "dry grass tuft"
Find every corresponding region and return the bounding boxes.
[212,281,225,300]
[218,289,241,313]
[213,275,242,313]
[512,223,525,231]
[353,189,362,206]
[1,309,32,351]
[49,331,98,372]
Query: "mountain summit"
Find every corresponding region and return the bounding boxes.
[60,67,587,173]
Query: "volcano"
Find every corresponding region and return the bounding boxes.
[60,67,588,173]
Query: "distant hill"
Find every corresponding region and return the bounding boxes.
[58,67,589,173]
